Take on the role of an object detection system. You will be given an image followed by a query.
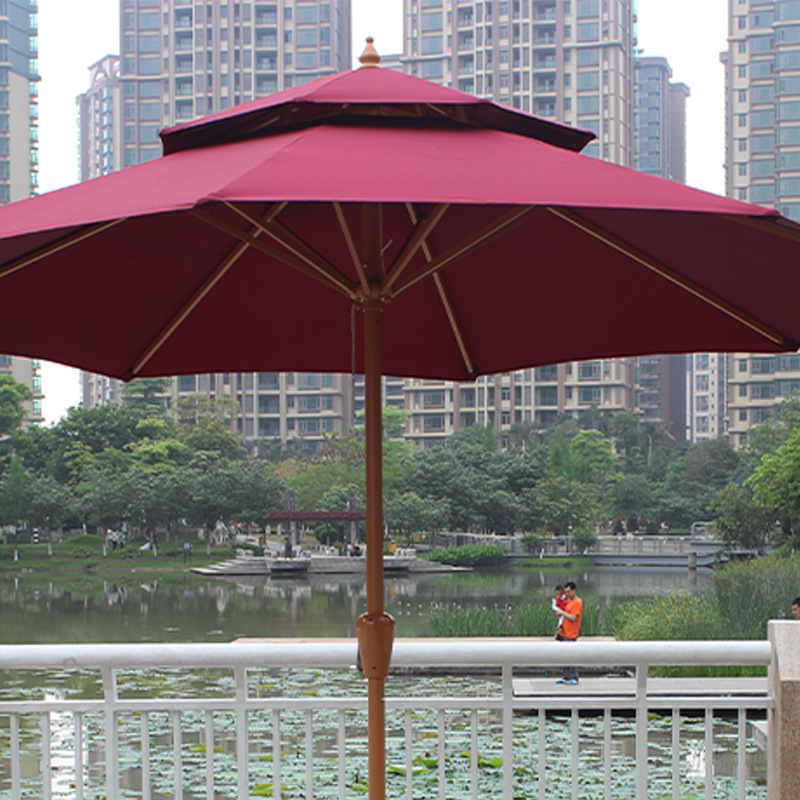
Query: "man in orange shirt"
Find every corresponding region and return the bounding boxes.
[555,581,583,685]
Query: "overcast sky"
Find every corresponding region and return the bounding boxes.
[35,0,729,424]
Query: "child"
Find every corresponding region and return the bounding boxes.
[552,585,568,637]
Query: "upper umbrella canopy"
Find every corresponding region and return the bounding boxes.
[0,60,798,382]
[158,53,596,156]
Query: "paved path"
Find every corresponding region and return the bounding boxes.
[513,676,768,698]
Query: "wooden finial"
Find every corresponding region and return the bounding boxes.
[359,37,381,67]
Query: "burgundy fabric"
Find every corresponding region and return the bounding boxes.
[0,69,796,382]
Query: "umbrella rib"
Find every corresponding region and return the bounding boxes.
[721,212,800,244]
[404,203,476,375]
[127,235,255,378]
[191,206,357,298]
[389,206,542,297]
[333,202,370,296]
[226,202,358,296]
[383,204,450,295]
[0,220,123,281]
[550,207,790,347]
[434,274,475,375]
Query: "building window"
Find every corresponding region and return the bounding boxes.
[578,361,601,379]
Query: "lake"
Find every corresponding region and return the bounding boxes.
[0,565,711,643]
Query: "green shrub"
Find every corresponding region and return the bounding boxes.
[712,554,800,638]
[520,532,544,553]
[428,601,606,637]
[573,528,598,553]
[422,544,509,567]
[59,535,102,559]
[617,593,722,642]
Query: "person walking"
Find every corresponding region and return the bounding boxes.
[555,581,583,685]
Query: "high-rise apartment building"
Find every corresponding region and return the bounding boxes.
[0,355,42,425]
[402,0,635,164]
[0,0,38,203]
[78,56,122,181]
[686,353,727,442]
[118,0,351,169]
[0,2,42,424]
[722,0,800,444]
[634,56,690,181]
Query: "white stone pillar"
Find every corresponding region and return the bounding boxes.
[768,620,800,800]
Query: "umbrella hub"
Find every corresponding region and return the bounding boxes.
[359,37,381,68]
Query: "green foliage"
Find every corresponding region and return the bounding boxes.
[422,543,509,567]
[523,476,599,536]
[176,394,244,460]
[610,473,655,520]
[712,483,776,552]
[120,378,172,411]
[385,492,449,540]
[712,554,800,637]
[572,528,598,553]
[617,594,723,642]
[519,531,544,553]
[429,600,605,637]
[0,455,31,527]
[59,534,103,560]
[0,375,32,436]
[750,426,800,548]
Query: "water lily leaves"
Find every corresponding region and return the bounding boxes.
[251,782,288,796]
[388,763,428,776]
[188,743,222,754]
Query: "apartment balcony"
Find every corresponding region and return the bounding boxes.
[0,634,790,799]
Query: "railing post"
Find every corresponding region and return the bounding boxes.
[635,663,648,800]
[768,621,800,800]
[101,666,119,800]
[502,663,513,800]
[235,665,249,800]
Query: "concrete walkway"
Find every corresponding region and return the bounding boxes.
[513,676,768,698]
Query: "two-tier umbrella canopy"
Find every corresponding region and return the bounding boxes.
[1,44,800,799]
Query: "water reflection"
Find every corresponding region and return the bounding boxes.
[0,566,711,644]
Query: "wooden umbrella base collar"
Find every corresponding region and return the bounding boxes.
[357,612,395,679]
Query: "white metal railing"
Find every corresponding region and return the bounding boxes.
[0,639,773,800]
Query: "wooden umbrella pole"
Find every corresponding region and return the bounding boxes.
[357,203,395,800]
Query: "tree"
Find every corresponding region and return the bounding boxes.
[120,378,172,411]
[523,476,599,536]
[385,491,449,542]
[27,474,77,532]
[177,458,286,533]
[0,375,32,437]
[712,483,776,553]
[0,455,31,529]
[750,426,800,549]
[610,473,655,521]
[568,429,617,484]
[177,395,244,460]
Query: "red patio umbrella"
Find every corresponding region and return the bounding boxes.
[1,42,800,799]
